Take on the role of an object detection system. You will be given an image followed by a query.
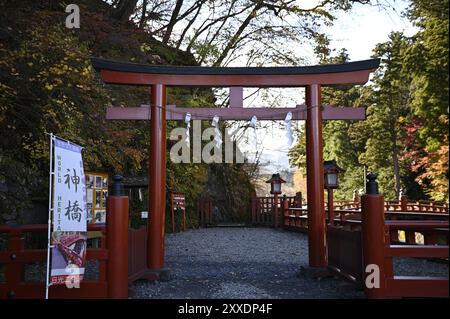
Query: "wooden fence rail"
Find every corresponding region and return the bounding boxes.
[333,198,449,213]
[0,186,130,299]
[253,195,448,231]
[361,190,449,299]
[281,207,448,245]
[251,195,297,226]
[0,224,108,299]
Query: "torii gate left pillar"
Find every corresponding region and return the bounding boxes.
[148,84,166,270]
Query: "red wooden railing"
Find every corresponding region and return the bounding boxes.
[255,194,448,231]
[333,198,449,213]
[251,194,297,226]
[0,184,129,299]
[360,184,449,299]
[0,224,108,299]
[381,220,449,298]
[279,196,449,245]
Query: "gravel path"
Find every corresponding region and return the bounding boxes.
[130,227,366,299]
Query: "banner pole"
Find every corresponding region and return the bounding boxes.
[45,133,54,299]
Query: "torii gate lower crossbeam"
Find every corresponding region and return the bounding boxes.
[92,57,379,278]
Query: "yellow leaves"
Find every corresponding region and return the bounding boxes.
[140,43,151,53]
[46,108,57,119]
[49,65,67,75]
[45,83,53,91]
[81,67,90,77]
[27,62,33,67]
[0,83,17,96]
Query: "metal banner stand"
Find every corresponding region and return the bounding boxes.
[45,133,85,299]
[45,132,54,299]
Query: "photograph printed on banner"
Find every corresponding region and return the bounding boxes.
[50,231,87,285]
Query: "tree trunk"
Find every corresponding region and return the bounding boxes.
[389,105,401,198]
[213,3,263,66]
[139,0,148,29]
[110,0,138,23]
[162,0,184,44]
[176,3,203,49]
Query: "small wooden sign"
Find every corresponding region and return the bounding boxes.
[170,192,186,232]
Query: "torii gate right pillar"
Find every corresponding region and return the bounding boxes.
[305,84,327,267]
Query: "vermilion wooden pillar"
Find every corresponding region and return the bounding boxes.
[305,84,327,267]
[107,175,129,299]
[147,84,167,270]
[361,174,387,299]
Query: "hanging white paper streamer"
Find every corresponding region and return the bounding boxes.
[284,112,293,146]
[211,115,222,147]
[249,115,257,128]
[249,115,258,147]
[184,113,191,147]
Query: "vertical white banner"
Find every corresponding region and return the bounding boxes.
[50,137,88,286]
[53,138,87,231]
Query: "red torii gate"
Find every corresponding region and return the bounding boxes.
[92,57,379,277]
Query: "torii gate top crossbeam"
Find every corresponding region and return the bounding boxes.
[91,57,380,87]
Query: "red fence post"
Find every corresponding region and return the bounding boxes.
[400,193,408,212]
[4,229,24,299]
[282,195,289,228]
[400,192,415,243]
[361,173,387,299]
[107,175,129,299]
[327,188,334,226]
[295,192,302,208]
[273,194,279,228]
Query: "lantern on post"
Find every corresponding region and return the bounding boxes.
[266,173,286,195]
[266,173,286,228]
[323,160,342,189]
[323,160,342,225]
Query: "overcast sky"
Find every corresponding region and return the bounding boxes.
[235,0,418,174]
[322,0,417,61]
